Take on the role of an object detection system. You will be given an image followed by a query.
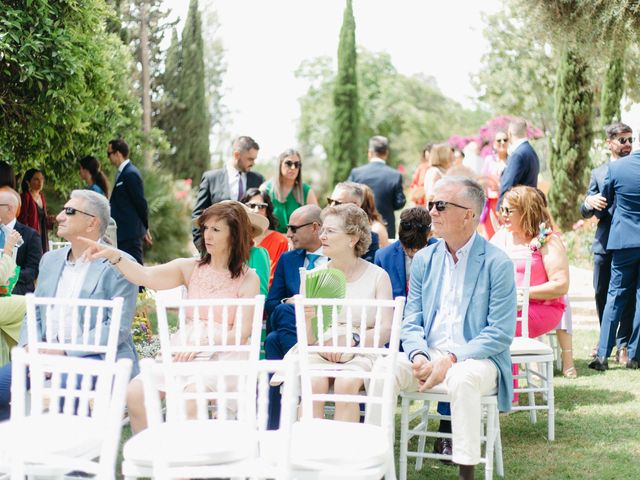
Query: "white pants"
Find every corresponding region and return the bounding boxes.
[373,349,498,465]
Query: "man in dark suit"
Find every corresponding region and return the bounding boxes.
[591,147,640,370]
[348,135,406,238]
[498,117,540,206]
[581,123,634,364]
[192,136,264,248]
[108,139,150,265]
[0,190,42,295]
[327,181,379,262]
[265,204,325,428]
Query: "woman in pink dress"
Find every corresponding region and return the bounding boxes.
[80,201,260,432]
[479,131,508,239]
[491,186,577,378]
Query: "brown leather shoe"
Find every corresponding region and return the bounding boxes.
[433,437,453,465]
[616,347,629,365]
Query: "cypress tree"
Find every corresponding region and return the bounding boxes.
[175,0,210,181]
[329,0,359,185]
[548,49,594,231]
[600,48,625,131]
[157,28,182,171]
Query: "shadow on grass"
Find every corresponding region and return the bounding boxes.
[555,384,635,410]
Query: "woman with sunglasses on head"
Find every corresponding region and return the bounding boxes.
[478,131,509,239]
[262,148,318,234]
[360,184,389,248]
[423,144,453,204]
[18,168,52,253]
[491,186,576,378]
[241,188,288,287]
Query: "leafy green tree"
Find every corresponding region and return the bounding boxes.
[548,49,594,231]
[600,49,625,130]
[0,0,141,192]
[329,0,359,185]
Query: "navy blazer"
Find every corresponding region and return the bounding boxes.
[498,141,539,205]
[192,168,265,245]
[348,161,406,238]
[580,163,612,255]
[110,162,149,242]
[374,238,439,298]
[265,249,307,324]
[13,221,43,295]
[602,152,640,250]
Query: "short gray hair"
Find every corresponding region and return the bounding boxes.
[508,117,528,138]
[334,181,364,206]
[368,135,389,156]
[70,189,111,236]
[435,176,486,222]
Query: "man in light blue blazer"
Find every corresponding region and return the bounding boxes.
[0,190,139,421]
[381,177,516,480]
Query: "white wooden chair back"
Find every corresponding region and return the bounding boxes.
[155,295,265,365]
[8,348,131,478]
[138,358,297,479]
[509,252,532,338]
[293,294,405,429]
[48,241,71,251]
[25,294,124,362]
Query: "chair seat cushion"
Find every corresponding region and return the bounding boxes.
[123,420,253,467]
[290,419,390,471]
[510,336,553,355]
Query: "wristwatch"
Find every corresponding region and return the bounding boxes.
[352,332,361,347]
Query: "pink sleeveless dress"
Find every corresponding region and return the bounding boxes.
[514,248,565,338]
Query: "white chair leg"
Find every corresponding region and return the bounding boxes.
[399,396,410,480]
[414,400,430,471]
[484,406,495,480]
[524,365,537,424]
[547,361,555,441]
[494,411,504,477]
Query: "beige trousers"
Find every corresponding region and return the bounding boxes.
[373,349,498,465]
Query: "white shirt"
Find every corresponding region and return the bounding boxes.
[507,138,527,155]
[226,162,245,201]
[47,253,92,342]
[427,233,477,351]
[370,156,386,164]
[114,159,130,184]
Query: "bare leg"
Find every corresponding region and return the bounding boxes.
[311,376,330,418]
[127,378,164,434]
[557,329,577,378]
[333,377,363,422]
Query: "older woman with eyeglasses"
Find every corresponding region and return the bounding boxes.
[241,188,289,287]
[491,186,576,378]
[479,131,509,239]
[262,148,318,234]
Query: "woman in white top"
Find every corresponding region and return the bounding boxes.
[423,144,453,203]
[310,204,393,422]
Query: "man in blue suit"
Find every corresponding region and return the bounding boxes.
[108,139,150,265]
[348,135,406,238]
[498,117,540,206]
[0,190,139,420]
[375,177,516,480]
[582,123,634,364]
[265,204,325,428]
[592,146,640,370]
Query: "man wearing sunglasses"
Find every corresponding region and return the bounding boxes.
[192,136,264,249]
[0,190,139,421]
[347,135,406,238]
[0,190,42,296]
[582,123,634,367]
[498,117,540,207]
[264,205,325,429]
[593,124,640,371]
[374,177,516,479]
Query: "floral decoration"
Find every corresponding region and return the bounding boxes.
[529,222,553,252]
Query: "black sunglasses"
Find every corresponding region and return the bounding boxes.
[428,200,470,212]
[400,221,431,233]
[500,207,518,215]
[496,138,508,144]
[287,221,314,234]
[617,137,634,145]
[283,160,301,169]
[63,206,96,218]
[326,197,343,206]
[246,202,267,210]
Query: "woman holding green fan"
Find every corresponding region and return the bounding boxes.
[309,203,393,422]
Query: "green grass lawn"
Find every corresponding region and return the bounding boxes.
[117,329,640,479]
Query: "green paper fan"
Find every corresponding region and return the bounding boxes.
[0,265,20,297]
[305,268,347,336]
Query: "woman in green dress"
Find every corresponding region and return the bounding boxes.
[262,149,318,233]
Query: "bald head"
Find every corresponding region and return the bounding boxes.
[293,204,322,224]
[0,190,19,224]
